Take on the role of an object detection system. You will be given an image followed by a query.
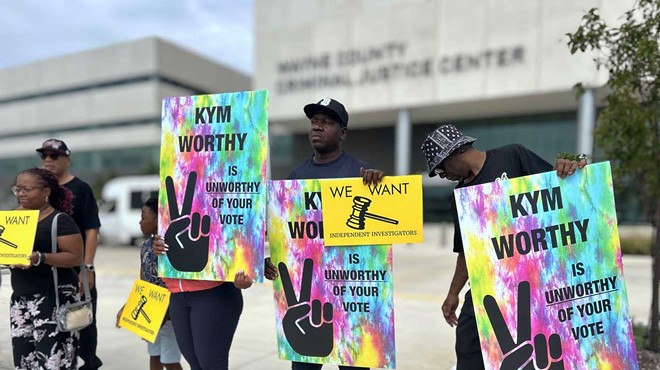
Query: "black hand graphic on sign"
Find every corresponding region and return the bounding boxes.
[165,171,210,272]
[278,259,333,357]
[484,281,564,370]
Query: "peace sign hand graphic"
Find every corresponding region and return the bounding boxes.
[279,259,333,357]
[164,171,210,272]
[483,281,564,370]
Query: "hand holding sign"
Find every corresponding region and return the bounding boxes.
[279,258,333,357]
[165,171,210,272]
[484,281,564,370]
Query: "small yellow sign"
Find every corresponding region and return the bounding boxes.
[320,175,424,246]
[119,280,171,343]
[0,210,38,265]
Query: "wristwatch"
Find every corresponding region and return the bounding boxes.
[85,264,95,272]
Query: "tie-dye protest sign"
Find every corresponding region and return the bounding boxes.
[455,162,638,370]
[268,179,395,368]
[320,175,424,246]
[158,91,268,282]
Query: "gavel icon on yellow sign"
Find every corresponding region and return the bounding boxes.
[346,196,399,230]
[0,225,18,249]
[131,295,151,323]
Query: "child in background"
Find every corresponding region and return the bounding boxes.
[116,198,183,370]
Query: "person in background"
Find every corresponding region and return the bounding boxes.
[9,168,84,369]
[420,124,585,370]
[37,138,103,370]
[265,97,385,370]
[116,198,183,370]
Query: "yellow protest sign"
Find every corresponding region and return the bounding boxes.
[320,175,423,246]
[0,210,38,265]
[119,280,171,343]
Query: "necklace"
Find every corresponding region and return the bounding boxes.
[38,204,52,220]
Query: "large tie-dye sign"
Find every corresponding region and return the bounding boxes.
[158,91,268,282]
[268,180,395,368]
[455,162,638,369]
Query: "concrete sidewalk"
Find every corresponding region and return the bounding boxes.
[0,240,651,370]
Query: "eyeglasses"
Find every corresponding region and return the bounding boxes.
[310,117,339,129]
[39,152,62,160]
[11,186,43,196]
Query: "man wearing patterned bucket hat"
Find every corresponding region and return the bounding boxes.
[420,125,585,370]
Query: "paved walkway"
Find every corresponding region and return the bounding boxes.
[0,239,651,369]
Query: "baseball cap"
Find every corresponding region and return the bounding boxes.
[304,98,349,127]
[36,138,71,156]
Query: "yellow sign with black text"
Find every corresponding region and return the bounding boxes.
[0,210,38,265]
[119,280,171,343]
[320,175,423,246]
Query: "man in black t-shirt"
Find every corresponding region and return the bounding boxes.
[37,138,103,370]
[420,125,585,370]
[266,98,385,370]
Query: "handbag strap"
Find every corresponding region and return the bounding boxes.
[51,212,91,307]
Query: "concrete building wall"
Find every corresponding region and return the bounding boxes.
[0,36,251,197]
[255,0,630,131]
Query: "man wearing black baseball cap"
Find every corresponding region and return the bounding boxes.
[36,138,103,370]
[303,97,350,128]
[420,125,585,370]
[264,98,384,370]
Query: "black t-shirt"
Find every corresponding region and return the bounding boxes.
[11,212,81,295]
[63,176,101,243]
[452,144,552,316]
[452,144,553,253]
[287,152,371,180]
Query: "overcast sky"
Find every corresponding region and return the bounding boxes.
[1,0,253,74]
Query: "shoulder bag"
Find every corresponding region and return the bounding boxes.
[51,213,93,332]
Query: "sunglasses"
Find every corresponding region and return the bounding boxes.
[433,147,469,176]
[39,152,63,160]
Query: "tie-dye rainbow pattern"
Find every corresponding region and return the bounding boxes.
[158,91,268,282]
[455,162,638,369]
[268,180,395,368]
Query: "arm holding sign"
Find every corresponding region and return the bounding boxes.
[360,167,385,186]
[554,153,587,178]
[12,229,83,270]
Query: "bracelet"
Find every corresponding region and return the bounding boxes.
[556,152,588,162]
[33,252,44,266]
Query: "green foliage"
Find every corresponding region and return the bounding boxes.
[567,0,660,221]
[634,321,649,348]
[621,235,653,255]
[568,0,660,351]
[555,153,588,162]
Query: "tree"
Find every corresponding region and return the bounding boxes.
[567,0,660,351]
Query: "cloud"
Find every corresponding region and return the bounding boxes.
[0,0,253,74]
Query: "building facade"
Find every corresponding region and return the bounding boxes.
[0,37,250,203]
[255,0,643,222]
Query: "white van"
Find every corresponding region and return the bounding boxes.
[98,175,159,246]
